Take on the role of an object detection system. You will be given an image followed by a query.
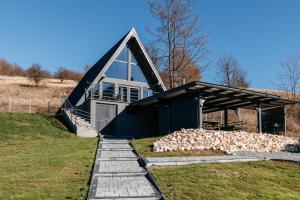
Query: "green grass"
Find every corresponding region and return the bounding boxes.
[0,112,98,199]
[150,161,300,200]
[132,137,225,157]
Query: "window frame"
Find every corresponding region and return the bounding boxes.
[129,87,140,102]
[118,85,128,102]
[102,82,115,99]
[105,45,149,84]
[143,87,154,99]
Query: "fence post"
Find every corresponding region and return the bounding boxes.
[9,96,12,112]
[75,109,77,125]
[29,99,32,113]
[220,111,223,125]
[48,100,51,114]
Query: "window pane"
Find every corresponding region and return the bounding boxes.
[131,51,137,64]
[118,86,128,102]
[105,61,128,80]
[148,89,153,96]
[131,63,147,83]
[143,88,148,99]
[91,84,100,97]
[102,82,114,98]
[143,88,153,98]
[116,47,128,62]
[130,88,139,102]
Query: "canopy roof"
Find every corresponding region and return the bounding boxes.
[131,81,299,113]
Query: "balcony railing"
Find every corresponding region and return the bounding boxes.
[87,83,143,103]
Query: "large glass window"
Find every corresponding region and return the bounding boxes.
[130,52,148,83]
[130,87,139,102]
[131,63,147,83]
[105,61,128,80]
[102,82,114,98]
[131,52,138,64]
[116,47,128,62]
[118,86,128,102]
[104,45,149,83]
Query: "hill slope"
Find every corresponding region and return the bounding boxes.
[0,75,76,113]
[0,112,97,199]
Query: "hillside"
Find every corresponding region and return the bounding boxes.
[0,112,97,199]
[0,75,76,113]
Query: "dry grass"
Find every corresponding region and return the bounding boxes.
[0,75,76,113]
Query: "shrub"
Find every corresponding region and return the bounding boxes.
[0,59,26,76]
[54,67,83,82]
[26,64,44,86]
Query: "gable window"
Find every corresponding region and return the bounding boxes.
[104,45,150,84]
[130,87,139,102]
[105,47,128,80]
[105,61,128,80]
[102,82,115,98]
[130,53,147,83]
[131,63,147,83]
[115,47,128,62]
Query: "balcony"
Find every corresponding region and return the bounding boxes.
[87,83,154,103]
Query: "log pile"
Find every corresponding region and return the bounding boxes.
[153,129,299,154]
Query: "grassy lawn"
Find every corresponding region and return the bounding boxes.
[150,161,300,200]
[132,136,225,157]
[0,112,97,199]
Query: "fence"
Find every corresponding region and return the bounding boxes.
[0,96,64,114]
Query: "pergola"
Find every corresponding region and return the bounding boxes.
[132,81,298,134]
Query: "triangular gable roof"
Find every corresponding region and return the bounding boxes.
[68,28,166,106]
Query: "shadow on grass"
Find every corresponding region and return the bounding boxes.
[86,135,100,199]
[133,132,168,140]
[43,111,76,134]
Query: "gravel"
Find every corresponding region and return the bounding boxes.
[153,129,299,154]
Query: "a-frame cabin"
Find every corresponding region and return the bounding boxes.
[62,28,166,137]
[62,28,298,137]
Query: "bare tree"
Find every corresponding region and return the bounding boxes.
[277,55,300,135]
[278,55,300,101]
[147,0,209,88]
[12,64,26,76]
[216,55,250,88]
[55,67,68,83]
[0,59,28,76]
[54,67,84,82]
[27,64,44,86]
[0,59,14,75]
[145,43,161,69]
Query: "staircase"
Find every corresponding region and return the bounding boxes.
[61,99,98,137]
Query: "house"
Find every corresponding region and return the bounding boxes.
[62,28,297,137]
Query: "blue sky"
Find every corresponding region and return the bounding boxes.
[0,0,300,89]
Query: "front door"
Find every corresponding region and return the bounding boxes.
[96,103,117,135]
